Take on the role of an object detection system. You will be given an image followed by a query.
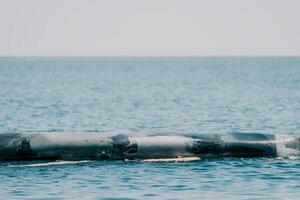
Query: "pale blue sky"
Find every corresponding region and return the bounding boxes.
[0,0,300,56]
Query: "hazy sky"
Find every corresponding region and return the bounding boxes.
[0,0,300,56]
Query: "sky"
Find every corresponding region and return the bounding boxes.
[0,0,300,56]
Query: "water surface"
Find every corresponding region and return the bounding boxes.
[0,57,299,199]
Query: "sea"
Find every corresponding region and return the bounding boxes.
[0,57,299,199]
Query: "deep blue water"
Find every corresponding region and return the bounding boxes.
[0,57,299,199]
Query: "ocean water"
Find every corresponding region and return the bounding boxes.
[0,57,299,199]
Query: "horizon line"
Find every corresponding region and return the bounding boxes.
[1,55,300,59]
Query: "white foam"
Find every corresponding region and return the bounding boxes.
[275,134,300,157]
[15,160,92,167]
[139,157,201,163]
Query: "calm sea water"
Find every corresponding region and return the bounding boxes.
[0,57,299,199]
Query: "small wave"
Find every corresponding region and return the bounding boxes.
[140,157,201,163]
[12,160,92,167]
